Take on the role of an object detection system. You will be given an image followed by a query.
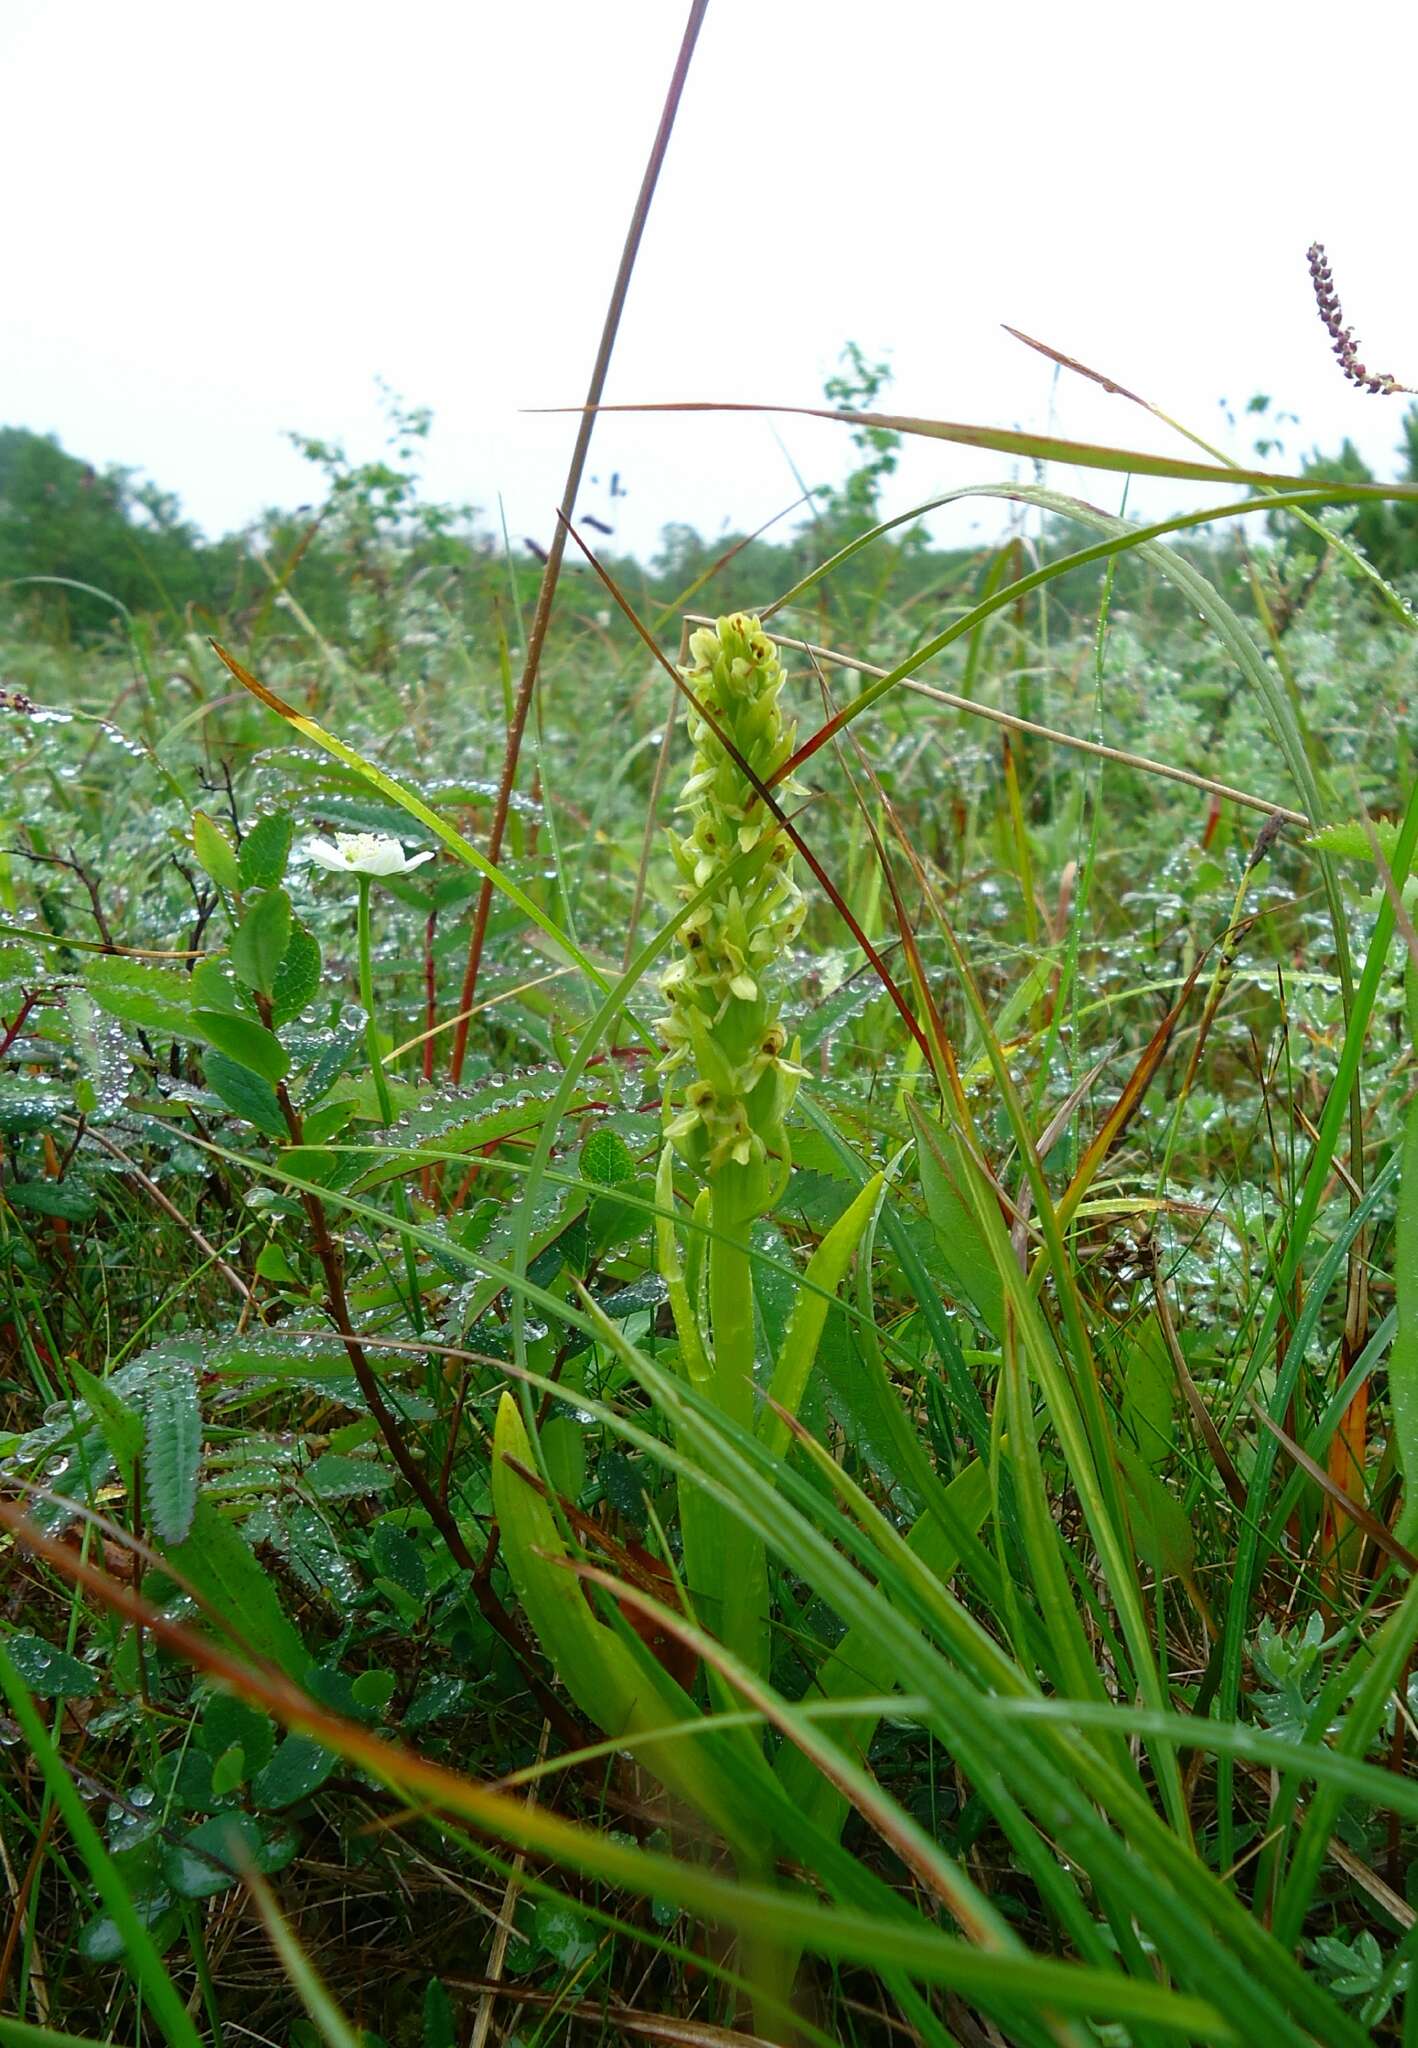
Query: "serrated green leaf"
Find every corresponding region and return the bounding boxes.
[239,812,295,890]
[231,888,292,999]
[143,1358,202,1546]
[1306,818,1399,862]
[193,810,241,892]
[4,1631,98,1697]
[303,1453,395,1500]
[272,920,321,1028]
[204,1051,288,1138]
[580,1127,635,1188]
[84,954,193,1036]
[163,1497,307,1678]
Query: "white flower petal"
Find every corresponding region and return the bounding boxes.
[301,831,433,878]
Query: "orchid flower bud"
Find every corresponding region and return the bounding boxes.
[658,614,806,1212]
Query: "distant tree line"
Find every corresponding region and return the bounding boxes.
[5,389,1418,649]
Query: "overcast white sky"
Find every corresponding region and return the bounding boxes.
[5,0,1417,562]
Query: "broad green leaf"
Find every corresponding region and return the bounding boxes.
[199,1691,276,1776]
[203,1051,288,1138]
[78,1893,178,1964]
[195,1008,289,1082]
[239,812,294,889]
[368,1522,425,1601]
[350,1669,396,1715]
[66,985,126,1118]
[491,1393,751,1846]
[0,1077,67,1134]
[163,1813,296,1898]
[250,1734,338,1810]
[909,1103,1003,1339]
[1120,1316,1174,1474]
[192,810,241,892]
[761,1171,883,1462]
[190,956,245,1012]
[533,1901,596,1969]
[231,888,292,999]
[1119,1447,1196,1579]
[540,1414,587,1500]
[143,1356,202,1546]
[210,1744,247,1797]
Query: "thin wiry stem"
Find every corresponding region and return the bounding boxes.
[447,0,710,1081]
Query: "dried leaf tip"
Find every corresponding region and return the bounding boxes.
[209,639,300,719]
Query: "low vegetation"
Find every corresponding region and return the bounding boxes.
[4,327,1418,2048]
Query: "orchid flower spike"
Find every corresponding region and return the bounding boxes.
[301,832,433,878]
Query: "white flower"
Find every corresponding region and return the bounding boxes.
[301,832,433,878]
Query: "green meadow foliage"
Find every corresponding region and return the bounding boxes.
[3,375,1418,2047]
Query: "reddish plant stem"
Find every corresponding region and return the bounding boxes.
[260,1007,581,1748]
[446,0,709,1081]
[0,991,37,1056]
